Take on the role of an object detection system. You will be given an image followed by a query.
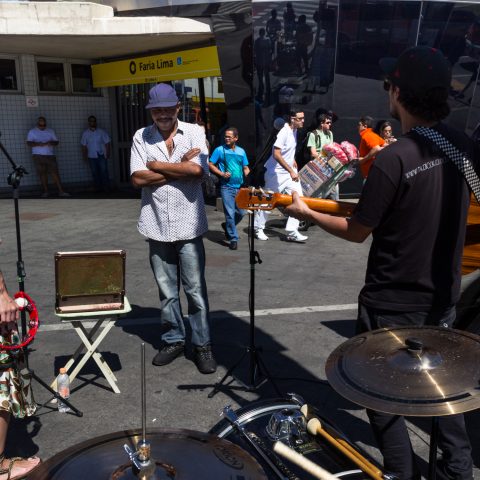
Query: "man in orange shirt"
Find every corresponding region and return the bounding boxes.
[357,116,385,178]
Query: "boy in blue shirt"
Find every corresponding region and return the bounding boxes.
[209,127,250,250]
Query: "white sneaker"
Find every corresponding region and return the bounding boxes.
[286,230,308,242]
[255,229,269,241]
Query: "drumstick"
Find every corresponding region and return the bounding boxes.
[306,418,383,480]
[273,441,338,480]
[301,405,382,478]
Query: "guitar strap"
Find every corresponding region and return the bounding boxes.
[412,126,480,203]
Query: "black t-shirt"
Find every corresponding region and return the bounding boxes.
[354,123,478,311]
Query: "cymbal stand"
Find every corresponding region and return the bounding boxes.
[208,212,281,398]
[428,417,439,480]
[0,135,82,417]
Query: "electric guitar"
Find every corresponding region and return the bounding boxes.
[235,188,480,274]
[235,188,355,217]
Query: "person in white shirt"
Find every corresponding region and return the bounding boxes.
[130,83,216,375]
[81,116,111,192]
[254,108,308,242]
[26,117,69,198]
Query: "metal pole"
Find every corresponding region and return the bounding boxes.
[141,342,146,443]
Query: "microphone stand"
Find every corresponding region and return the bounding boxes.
[0,135,82,416]
[208,212,281,398]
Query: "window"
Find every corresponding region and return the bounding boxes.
[71,63,97,93]
[37,61,66,92]
[35,59,98,95]
[0,58,19,91]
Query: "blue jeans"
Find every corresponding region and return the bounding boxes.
[221,185,244,242]
[88,154,110,191]
[149,236,211,347]
[357,302,473,480]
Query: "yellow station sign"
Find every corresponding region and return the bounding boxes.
[92,46,221,88]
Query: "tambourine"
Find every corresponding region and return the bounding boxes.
[0,291,40,351]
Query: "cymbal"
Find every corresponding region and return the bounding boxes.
[325,326,480,416]
[28,428,267,479]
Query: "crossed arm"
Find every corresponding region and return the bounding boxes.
[131,148,203,188]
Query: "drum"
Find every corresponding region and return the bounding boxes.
[28,428,267,479]
[210,398,377,480]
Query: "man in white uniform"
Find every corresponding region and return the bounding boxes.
[254,108,308,242]
[26,117,69,198]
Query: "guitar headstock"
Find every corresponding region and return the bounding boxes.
[235,188,281,210]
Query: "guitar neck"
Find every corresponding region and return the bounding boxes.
[274,193,355,217]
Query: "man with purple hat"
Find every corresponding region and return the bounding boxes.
[285,46,479,479]
[130,83,217,375]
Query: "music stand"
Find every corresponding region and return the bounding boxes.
[208,212,281,398]
[0,135,83,417]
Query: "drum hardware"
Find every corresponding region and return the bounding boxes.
[208,212,281,398]
[266,408,309,447]
[223,405,292,480]
[212,396,382,480]
[326,326,480,480]
[122,343,157,478]
[0,134,83,417]
[274,441,338,480]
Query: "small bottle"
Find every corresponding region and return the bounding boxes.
[57,368,71,413]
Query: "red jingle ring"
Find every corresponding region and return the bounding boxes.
[0,292,40,351]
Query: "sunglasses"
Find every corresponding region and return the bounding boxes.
[383,79,392,92]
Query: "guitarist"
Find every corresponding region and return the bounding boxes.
[285,46,479,480]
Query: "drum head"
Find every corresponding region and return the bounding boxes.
[28,428,267,479]
[210,398,372,480]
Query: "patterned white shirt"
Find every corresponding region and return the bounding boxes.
[130,120,209,242]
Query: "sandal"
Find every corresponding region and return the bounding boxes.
[0,452,41,480]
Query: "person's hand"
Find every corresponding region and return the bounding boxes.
[284,191,310,220]
[0,289,19,325]
[289,169,299,182]
[223,171,232,179]
[181,148,201,162]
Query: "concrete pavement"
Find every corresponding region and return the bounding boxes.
[0,192,478,478]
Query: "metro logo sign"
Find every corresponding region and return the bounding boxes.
[92,46,220,87]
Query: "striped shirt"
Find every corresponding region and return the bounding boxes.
[130,121,209,242]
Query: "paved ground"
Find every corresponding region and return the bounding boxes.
[0,191,479,478]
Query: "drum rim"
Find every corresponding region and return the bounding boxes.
[209,398,300,438]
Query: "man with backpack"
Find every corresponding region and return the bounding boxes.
[305,112,338,200]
